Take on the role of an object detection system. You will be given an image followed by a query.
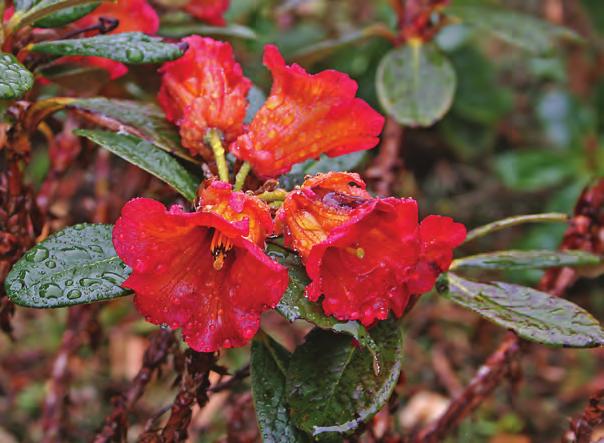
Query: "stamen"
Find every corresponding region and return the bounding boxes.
[210,230,233,271]
[345,246,365,259]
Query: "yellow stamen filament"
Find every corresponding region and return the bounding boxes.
[210,230,233,271]
[345,246,365,259]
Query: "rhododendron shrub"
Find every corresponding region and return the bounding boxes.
[2,1,604,441]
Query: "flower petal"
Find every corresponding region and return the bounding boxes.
[184,0,229,26]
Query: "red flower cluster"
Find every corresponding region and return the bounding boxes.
[277,172,466,326]
[113,181,288,352]
[158,39,385,176]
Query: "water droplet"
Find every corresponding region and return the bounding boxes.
[9,281,23,292]
[160,323,170,330]
[223,339,232,347]
[79,278,100,287]
[66,289,82,300]
[25,247,49,263]
[65,279,74,286]
[101,272,124,285]
[40,283,62,299]
[45,260,56,269]
[73,224,85,230]
[89,245,103,253]
[125,48,144,63]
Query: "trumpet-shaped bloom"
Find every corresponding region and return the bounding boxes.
[278,173,466,326]
[112,184,288,352]
[158,36,251,159]
[184,0,229,26]
[229,45,385,177]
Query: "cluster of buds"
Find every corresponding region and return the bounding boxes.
[113,35,466,352]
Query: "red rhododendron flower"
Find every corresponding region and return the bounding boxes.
[112,182,288,352]
[184,0,229,26]
[158,36,251,159]
[65,0,160,79]
[278,173,466,327]
[229,45,385,178]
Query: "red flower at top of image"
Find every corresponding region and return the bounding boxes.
[112,181,288,352]
[184,0,230,26]
[158,36,251,159]
[229,45,385,178]
[278,173,466,327]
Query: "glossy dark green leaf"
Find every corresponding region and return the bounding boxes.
[30,32,185,64]
[446,4,581,55]
[286,320,403,438]
[0,53,34,100]
[251,334,310,443]
[376,42,456,127]
[440,273,604,347]
[451,250,602,271]
[75,129,198,201]
[159,23,257,40]
[268,246,379,360]
[5,224,131,308]
[34,2,99,27]
[7,0,103,31]
[68,97,195,162]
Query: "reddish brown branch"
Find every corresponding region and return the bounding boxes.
[562,389,604,443]
[41,304,102,443]
[365,117,404,197]
[93,329,176,443]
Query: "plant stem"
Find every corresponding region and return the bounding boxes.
[256,189,288,202]
[206,129,229,183]
[233,162,251,191]
[464,212,569,244]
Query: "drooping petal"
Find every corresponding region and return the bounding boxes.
[305,198,421,326]
[184,0,229,26]
[113,198,288,352]
[158,36,251,158]
[229,45,385,177]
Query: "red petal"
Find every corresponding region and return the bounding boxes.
[184,0,229,26]
[113,198,288,352]
[74,0,159,34]
[229,45,385,177]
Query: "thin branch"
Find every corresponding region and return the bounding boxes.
[562,389,604,443]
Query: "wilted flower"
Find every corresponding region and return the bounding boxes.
[229,45,385,178]
[278,173,466,326]
[112,181,288,352]
[158,36,251,159]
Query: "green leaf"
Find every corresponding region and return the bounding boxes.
[440,273,604,347]
[376,42,456,127]
[268,245,380,361]
[446,4,581,55]
[5,224,131,308]
[286,320,403,438]
[451,250,602,271]
[29,32,185,64]
[251,334,311,443]
[7,0,104,31]
[75,129,198,201]
[68,97,195,162]
[0,53,34,100]
[34,2,99,27]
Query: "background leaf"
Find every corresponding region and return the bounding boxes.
[286,320,403,438]
[68,97,195,162]
[75,129,199,201]
[446,4,581,55]
[441,273,604,347]
[30,32,185,64]
[5,224,130,308]
[251,334,310,443]
[34,3,99,28]
[7,0,103,31]
[0,53,34,100]
[451,250,602,271]
[376,42,456,127]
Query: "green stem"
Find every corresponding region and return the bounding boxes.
[464,212,569,244]
[256,189,288,202]
[233,161,251,191]
[206,129,229,183]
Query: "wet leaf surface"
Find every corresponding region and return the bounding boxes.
[0,53,34,100]
[451,250,602,271]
